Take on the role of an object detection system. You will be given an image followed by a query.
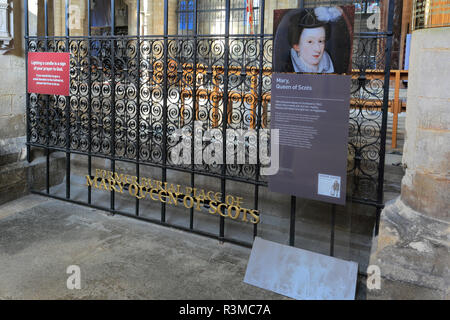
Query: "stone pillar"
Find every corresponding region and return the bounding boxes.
[0,0,14,53]
[52,0,87,37]
[368,27,450,299]
[53,0,65,36]
[150,0,163,35]
[168,0,177,35]
[124,0,137,35]
[264,0,298,34]
[401,27,450,221]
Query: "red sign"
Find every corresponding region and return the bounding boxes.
[28,52,70,96]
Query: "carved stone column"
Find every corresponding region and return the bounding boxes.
[0,0,13,54]
[124,0,137,35]
[368,26,450,299]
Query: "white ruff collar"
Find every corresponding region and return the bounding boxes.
[290,48,334,73]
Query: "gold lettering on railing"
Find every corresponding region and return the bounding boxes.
[86,169,260,224]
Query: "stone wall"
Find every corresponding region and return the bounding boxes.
[0,0,28,203]
[0,54,26,149]
[0,0,65,205]
[0,0,26,152]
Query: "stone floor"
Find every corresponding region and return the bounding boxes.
[0,194,288,299]
[0,194,376,299]
[0,179,401,300]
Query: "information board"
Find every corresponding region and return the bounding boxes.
[28,52,70,96]
[268,73,351,205]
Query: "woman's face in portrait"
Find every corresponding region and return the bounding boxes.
[293,27,326,67]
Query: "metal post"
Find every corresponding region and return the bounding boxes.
[220,0,231,239]
[287,0,305,248]
[45,0,50,194]
[65,0,70,199]
[110,0,116,211]
[375,207,381,236]
[376,0,396,231]
[254,0,266,239]
[330,204,336,256]
[189,0,198,230]
[289,196,296,246]
[88,0,92,204]
[161,0,169,222]
[136,0,141,216]
[25,0,31,164]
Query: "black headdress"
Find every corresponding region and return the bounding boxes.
[288,7,342,47]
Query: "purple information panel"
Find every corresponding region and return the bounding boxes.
[268,73,351,205]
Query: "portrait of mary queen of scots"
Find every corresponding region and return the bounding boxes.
[273,6,355,74]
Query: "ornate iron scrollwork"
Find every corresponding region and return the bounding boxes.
[27,29,389,203]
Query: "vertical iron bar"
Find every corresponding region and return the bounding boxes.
[45,0,49,194]
[161,0,169,222]
[289,196,296,246]
[136,0,141,216]
[25,0,30,163]
[220,0,231,239]
[88,0,92,204]
[189,0,198,230]
[375,207,381,236]
[253,187,258,238]
[330,204,336,256]
[253,0,265,239]
[287,0,304,249]
[44,0,48,38]
[65,0,70,199]
[376,0,396,234]
[110,0,116,211]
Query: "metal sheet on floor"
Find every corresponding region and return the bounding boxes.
[244,237,358,300]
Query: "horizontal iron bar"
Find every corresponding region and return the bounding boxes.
[25,32,387,40]
[357,31,392,36]
[177,7,261,12]
[26,34,268,40]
